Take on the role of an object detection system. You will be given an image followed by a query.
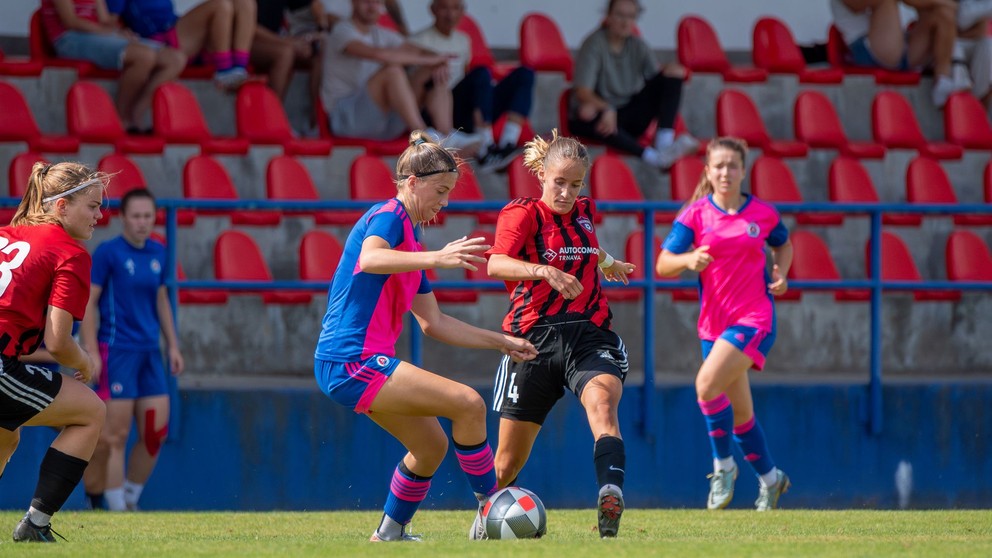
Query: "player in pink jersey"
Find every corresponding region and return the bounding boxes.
[656,137,794,511]
[0,161,108,542]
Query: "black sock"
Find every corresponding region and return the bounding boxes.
[86,492,105,510]
[594,436,625,490]
[31,448,88,515]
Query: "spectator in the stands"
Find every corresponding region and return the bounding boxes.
[42,0,186,132]
[320,0,483,154]
[410,0,536,172]
[955,0,992,106]
[829,0,969,107]
[108,0,256,91]
[568,0,699,171]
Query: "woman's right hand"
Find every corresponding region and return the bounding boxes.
[435,236,490,271]
[684,245,713,272]
[74,350,99,384]
[540,266,583,299]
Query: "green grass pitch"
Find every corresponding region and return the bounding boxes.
[1,509,990,556]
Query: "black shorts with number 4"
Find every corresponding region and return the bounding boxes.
[0,355,63,431]
[492,316,628,425]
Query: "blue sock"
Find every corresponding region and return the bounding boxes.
[454,439,498,500]
[699,394,734,462]
[733,416,775,476]
[382,461,431,525]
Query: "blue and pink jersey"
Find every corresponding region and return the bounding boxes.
[91,236,166,351]
[662,194,789,341]
[314,199,431,362]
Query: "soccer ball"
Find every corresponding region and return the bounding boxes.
[482,486,547,539]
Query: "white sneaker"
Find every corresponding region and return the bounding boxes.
[932,75,961,108]
[426,128,484,156]
[958,0,992,29]
[657,135,701,170]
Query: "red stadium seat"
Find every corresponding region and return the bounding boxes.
[0,46,43,76]
[299,229,344,283]
[214,230,312,304]
[519,13,573,80]
[66,82,165,154]
[97,153,170,226]
[350,154,397,203]
[826,24,922,85]
[946,230,992,281]
[906,156,990,226]
[2,152,49,224]
[153,82,249,155]
[828,157,919,226]
[788,230,866,301]
[867,231,960,301]
[943,91,992,149]
[491,113,535,148]
[266,155,352,225]
[447,164,499,224]
[716,90,808,158]
[507,155,540,199]
[236,82,332,156]
[752,17,843,84]
[670,157,704,204]
[677,15,768,82]
[793,91,885,158]
[589,154,649,222]
[751,156,842,225]
[0,82,80,153]
[872,91,963,159]
[183,155,280,226]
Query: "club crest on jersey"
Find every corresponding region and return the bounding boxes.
[543,249,557,262]
[376,356,389,367]
[746,222,761,238]
[576,216,594,233]
[151,259,162,274]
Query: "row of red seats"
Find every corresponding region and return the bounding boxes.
[180,225,992,307]
[180,227,500,306]
[6,147,991,230]
[616,229,992,304]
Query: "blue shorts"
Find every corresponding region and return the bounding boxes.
[846,35,911,71]
[328,90,407,140]
[102,346,168,399]
[315,354,401,414]
[701,325,776,371]
[53,31,162,70]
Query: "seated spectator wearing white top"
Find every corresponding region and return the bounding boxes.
[411,0,535,171]
[830,0,969,108]
[320,0,482,153]
[955,0,992,106]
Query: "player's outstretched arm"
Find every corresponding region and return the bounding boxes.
[487,254,584,300]
[410,294,537,362]
[358,235,489,274]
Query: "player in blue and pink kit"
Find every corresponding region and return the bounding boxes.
[314,130,537,542]
[657,137,794,511]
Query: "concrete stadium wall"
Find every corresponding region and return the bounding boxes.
[2,382,990,511]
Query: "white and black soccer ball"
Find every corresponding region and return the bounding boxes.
[482,486,547,539]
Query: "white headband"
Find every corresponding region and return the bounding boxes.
[42,177,102,204]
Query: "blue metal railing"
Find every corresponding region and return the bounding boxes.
[10,196,986,437]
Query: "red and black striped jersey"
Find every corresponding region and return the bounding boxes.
[0,223,90,358]
[488,196,612,335]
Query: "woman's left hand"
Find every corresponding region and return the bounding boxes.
[767,264,789,296]
[601,260,635,285]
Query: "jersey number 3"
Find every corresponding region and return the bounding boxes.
[0,236,31,297]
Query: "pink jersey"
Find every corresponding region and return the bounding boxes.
[662,195,789,341]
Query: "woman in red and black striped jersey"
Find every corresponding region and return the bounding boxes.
[486,130,635,538]
[0,161,108,542]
